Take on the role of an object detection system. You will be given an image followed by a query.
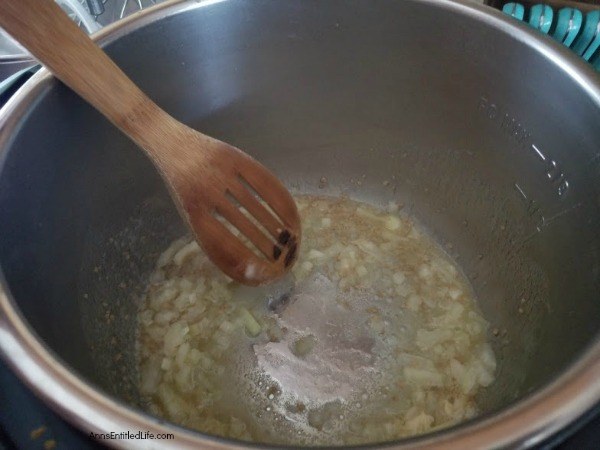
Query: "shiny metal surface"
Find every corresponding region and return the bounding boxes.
[0,0,165,81]
[0,0,599,448]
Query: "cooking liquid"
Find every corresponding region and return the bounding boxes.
[137,196,496,445]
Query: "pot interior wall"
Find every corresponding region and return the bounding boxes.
[1,0,599,438]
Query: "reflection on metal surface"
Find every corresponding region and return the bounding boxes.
[0,1,599,449]
[0,0,165,81]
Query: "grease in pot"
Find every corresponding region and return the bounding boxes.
[136,195,496,445]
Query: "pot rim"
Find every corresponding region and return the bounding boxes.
[1,0,599,448]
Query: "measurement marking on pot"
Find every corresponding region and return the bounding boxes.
[478,96,570,198]
[515,182,580,240]
[528,144,569,197]
[531,144,546,161]
[514,183,544,232]
[478,96,531,146]
[514,183,528,200]
[543,203,582,226]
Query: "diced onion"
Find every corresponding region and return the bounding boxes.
[137,195,496,446]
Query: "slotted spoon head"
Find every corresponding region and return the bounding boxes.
[0,0,301,287]
[169,132,302,286]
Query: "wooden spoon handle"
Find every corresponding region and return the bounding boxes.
[0,0,169,153]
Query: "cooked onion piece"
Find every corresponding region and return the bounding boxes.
[137,196,496,445]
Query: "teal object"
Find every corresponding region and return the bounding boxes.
[528,4,553,34]
[581,22,600,62]
[563,8,584,47]
[502,2,525,20]
[501,3,599,71]
[553,8,583,46]
[553,8,571,42]
[583,38,600,62]
[572,10,600,57]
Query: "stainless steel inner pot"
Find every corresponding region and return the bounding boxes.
[1,0,600,448]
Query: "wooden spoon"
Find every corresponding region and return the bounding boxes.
[0,0,301,286]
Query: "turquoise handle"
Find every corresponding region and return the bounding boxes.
[553,8,583,46]
[528,4,554,34]
[581,19,600,61]
[572,10,600,57]
[563,8,583,47]
[502,3,600,71]
[502,2,525,20]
